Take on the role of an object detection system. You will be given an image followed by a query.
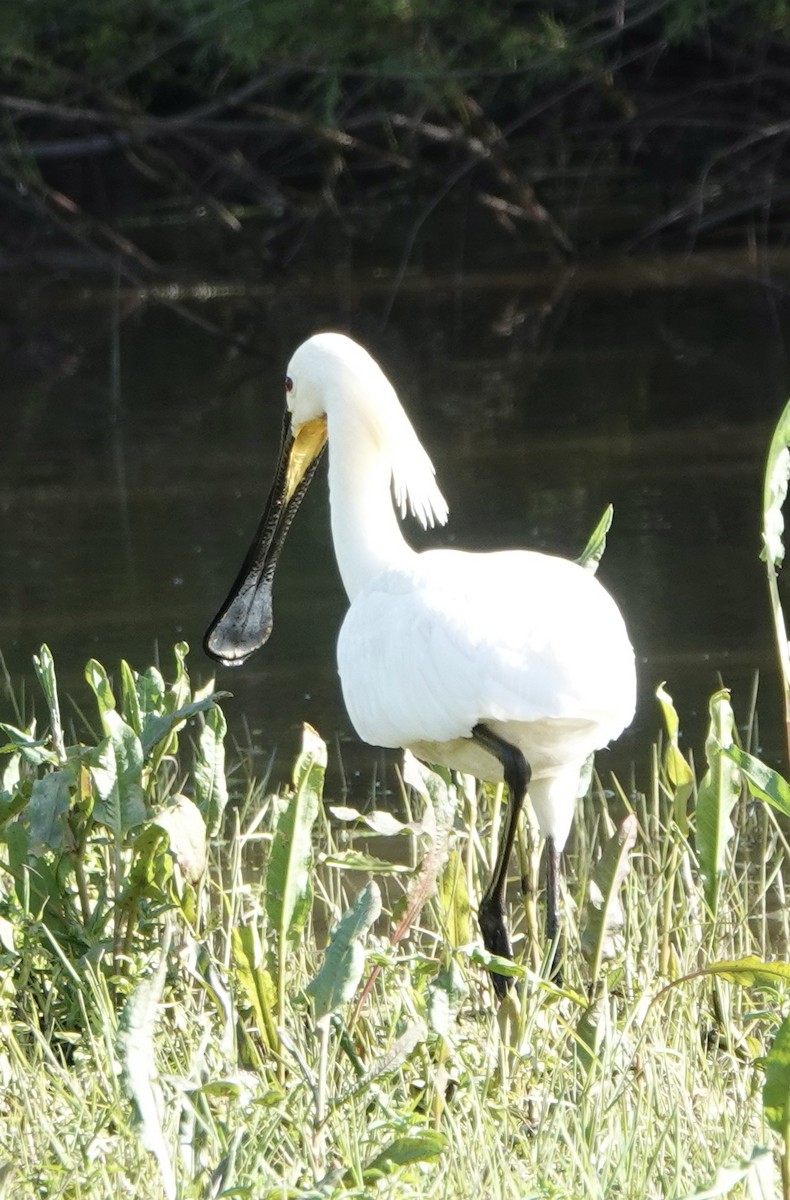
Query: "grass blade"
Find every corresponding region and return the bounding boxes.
[581,813,638,985]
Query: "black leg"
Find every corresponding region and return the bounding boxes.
[472,723,531,997]
[545,835,562,982]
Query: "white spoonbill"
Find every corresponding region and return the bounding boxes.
[205,332,636,992]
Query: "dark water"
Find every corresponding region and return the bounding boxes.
[3,251,790,795]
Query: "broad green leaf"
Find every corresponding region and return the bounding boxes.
[723,745,790,819]
[762,396,790,569]
[120,660,143,737]
[675,1147,774,1200]
[88,734,147,835]
[265,725,325,946]
[695,690,740,915]
[140,695,225,758]
[33,644,65,761]
[333,1020,427,1108]
[581,814,638,983]
[363,1131,447,1179]
[437,848,472,948]
[117,936,176,1200]
[764,1011,790,1134]
[193,704,228,836]
[137,667,166,721]
[0,787,29,830]
[656,682,694,834]
[306,881,381,1020]
[462,944,525,984]
[577,504,613,573]
[321,850,411,873]
[85,663,147,833]
[127,823,171,899]
[0,723,57,766]
[84,658,117,716]
[26,770,70,856]
[1,751,20,793]
[697,956,790,988]
[153,795,207,885]
[230,924,278,1049]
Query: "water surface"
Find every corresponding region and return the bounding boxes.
[3,253,790,794]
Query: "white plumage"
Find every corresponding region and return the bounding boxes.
[206,331,636,990]
[338,549,633,847]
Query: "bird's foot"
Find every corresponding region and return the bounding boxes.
[479,895,515,997]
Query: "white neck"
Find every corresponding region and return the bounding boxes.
[326,402,416,599]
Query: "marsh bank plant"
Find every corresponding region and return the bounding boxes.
[0,639,786,1199]
[5,398,790,1196]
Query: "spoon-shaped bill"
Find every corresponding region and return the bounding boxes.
[204,411,327,666]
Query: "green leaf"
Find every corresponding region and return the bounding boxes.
[576,504,613,573]
[696,956,790,988]
[33,644,65,761]
[764,1011,790,1134]
[0,723,58,766]
[120,660,143,738]
[266,725,325,947]
[193,704,228,836]
[306,881,381,1021]
[117,933,176,1200]
[723,745,790,820]
[84,658,117,717]
[26,770,71,856]
[153,795,207,886]
[762,396,790,569]
[230,924,278,1049]
[656,682,694,834]
[137,667,166,721]
[695,690,740,915]
[363,1131,447,1179]
[84,662,147,833]
[581,814,638,983]
[140,695,226,758]
[88,734,147,835]
[437,848,472,948]
[321,850,411,873]
[675,1147,774,1199]
[126,823,171,899]
[461,944,525,984]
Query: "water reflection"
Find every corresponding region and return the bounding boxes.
[2,265,789,796]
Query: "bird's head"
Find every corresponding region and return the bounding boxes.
[203,332,447,667]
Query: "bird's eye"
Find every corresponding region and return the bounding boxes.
[284,376,294,393]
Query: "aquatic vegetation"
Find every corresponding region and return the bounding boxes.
[0,643,789,1198]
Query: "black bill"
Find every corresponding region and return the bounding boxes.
[204,410,327,666]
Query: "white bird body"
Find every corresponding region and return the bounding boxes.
[205,330,636,986]
[303,331,636,850]
[338,548,633,847]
